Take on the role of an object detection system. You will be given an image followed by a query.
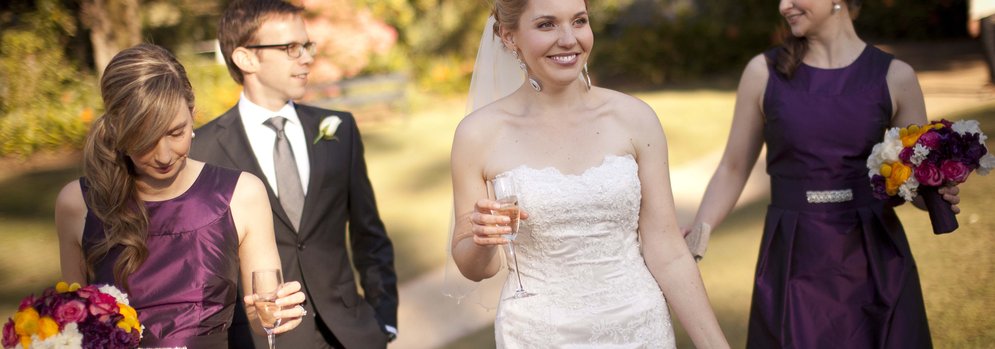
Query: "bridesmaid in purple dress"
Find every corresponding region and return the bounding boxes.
[54,44,307,348]
[689,1,961,348]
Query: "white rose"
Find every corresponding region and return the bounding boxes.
[314,116,342,144]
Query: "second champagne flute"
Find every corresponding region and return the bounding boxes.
[252,269,283,349]
[489,173,535,299]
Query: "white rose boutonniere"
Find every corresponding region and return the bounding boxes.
[314,116,342,144]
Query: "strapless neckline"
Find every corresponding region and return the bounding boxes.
[497,153,635,179]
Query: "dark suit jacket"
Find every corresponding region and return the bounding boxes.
[190,104,397,349]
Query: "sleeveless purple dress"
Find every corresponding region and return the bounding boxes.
[749,46,932,348]
[81,164,241,348]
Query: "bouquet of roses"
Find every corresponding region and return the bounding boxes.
[867,119,995,234]
[2,282,142,349]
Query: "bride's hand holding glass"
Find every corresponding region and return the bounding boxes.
[470,198,529,246]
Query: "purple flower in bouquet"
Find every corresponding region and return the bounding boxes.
[899,147,914,163]
[110,327,139,348]
[79,317,111,349]
[870,175,889,200]
[917,130,942,149]
[961,133,986,167]
[2,320,16,348]
[16,297,34,312]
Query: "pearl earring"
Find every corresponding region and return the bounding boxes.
[832,3,842,14]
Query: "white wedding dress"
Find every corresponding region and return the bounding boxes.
[494,154,676,348]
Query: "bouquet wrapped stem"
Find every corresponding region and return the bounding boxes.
[918,185,958,234]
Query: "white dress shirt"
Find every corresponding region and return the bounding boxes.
[238,93,310,196]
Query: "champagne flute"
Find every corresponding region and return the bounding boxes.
[252,269,283,349]
[488,173,535,299]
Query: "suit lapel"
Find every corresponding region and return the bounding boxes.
[297,105,327,236]
[215,107,296,231]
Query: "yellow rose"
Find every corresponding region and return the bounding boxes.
[117,303,141,333]
[19,335,31,349]
[38,316,59,339]
[899,124,929,148]
[14,308,39,336]
[884,162,912,195]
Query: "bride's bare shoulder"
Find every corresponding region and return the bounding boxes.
[593,87,659,125]
[454,98,516,142]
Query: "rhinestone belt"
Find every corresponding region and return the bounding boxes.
[805,189,854,203]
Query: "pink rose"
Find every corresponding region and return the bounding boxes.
[89,292,119,317]
[2,319,17,348]
[940,160,971,183]
[76,285,100,299]
[54,300,88,325]
[914,162,944,186]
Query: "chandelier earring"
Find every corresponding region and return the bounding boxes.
[831,3,842,14]
[582,63,592,91]
[512,50,542,92]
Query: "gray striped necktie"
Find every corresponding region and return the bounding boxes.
[263,116,304,231]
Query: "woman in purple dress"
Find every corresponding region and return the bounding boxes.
[689,1,961,348]
[54,44,307,348]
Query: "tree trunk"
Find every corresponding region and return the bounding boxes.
[80,0,142,76]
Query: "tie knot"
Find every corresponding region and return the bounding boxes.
[264,116,288,133]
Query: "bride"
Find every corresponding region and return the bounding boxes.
[448,0,729,347]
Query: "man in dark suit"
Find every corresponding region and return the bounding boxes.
[190,1,397,348]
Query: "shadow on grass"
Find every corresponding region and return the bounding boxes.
[0,164,81,218]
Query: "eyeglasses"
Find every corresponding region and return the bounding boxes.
[244,42,317,59]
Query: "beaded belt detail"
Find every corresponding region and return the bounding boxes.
[805,189,854,203]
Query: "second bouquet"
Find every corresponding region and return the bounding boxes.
[867,119,995,234]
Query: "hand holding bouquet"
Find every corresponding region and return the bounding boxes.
[3,282,142,349]
[867,119,995,234]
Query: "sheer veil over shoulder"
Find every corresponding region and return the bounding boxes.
[443,16,522,310]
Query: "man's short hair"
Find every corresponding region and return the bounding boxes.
[218,0,304,85]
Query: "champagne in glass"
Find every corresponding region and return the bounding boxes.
[493,195,520,240]
[252,269,283,349]
[489,173,535,299]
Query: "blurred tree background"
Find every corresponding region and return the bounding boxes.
[0,0,972,158]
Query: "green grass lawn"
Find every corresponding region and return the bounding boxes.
[1,90,992,348]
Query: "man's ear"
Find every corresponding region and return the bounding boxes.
[232,47,258,75]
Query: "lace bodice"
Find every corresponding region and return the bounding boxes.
[494,154,675,348]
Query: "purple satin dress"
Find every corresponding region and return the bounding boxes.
[749,46,932,348]
[82,164,241,348]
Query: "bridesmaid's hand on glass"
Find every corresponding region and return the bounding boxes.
[243,281,307,334]
[470,198,529,247]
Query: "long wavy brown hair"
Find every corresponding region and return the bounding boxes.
[775,0,862,79]
[82,43,194,290]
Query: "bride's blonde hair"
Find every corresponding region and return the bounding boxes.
[492,0,589,37]
[82,43,194,291]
